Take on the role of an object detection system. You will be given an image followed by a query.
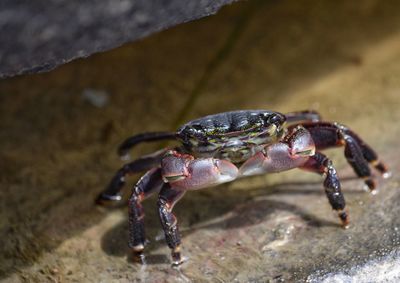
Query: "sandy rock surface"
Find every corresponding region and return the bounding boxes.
[1,0,400,282]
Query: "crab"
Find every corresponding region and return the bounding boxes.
[96,110,389,266]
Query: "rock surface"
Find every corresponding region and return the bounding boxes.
[0,0,235,78]
[1,0,400,282]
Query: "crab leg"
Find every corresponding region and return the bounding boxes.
[157,184,186,266]
[343,127,389,176]
[295,122,389,192]
[239,126,349,227]
[118,131,176,157]
[128,167,164,263]
[300,152,349,227]
[285,110,322,124]
[96,149,169,204]
[342,133,376,191]
[158,150,239,265]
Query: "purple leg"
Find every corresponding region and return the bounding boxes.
[96,149,168,205]
[239,126,348,226]
[294,122,389,192]
[128,167,164,263]
[157,184,186,266]
[118,131,176,157]
[301,152,349,227]
[343,127,389,177]
[158,150,239,265]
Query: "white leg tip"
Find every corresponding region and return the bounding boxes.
[120,153,131,161]
[382,171,392,179]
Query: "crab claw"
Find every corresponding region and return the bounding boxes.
[213,159,239,182]
[161,153,238,190]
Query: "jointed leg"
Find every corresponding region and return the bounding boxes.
[118,132,176,157]
[301,152,349,227]
[128,168,164,263]
[157,184,186,266]
[96,149,168,204]
[158,150,239,265]
[295,122,389,192]
[342,127,389,177]
[342,132,375,191]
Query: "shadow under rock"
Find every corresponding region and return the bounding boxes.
[101,178,365,262]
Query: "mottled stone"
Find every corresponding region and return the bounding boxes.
[0,0,235,78]
[0,0,400,282]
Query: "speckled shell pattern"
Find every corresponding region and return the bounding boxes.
[176,110,286,163]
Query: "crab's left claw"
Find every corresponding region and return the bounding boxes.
[161,152,239,191]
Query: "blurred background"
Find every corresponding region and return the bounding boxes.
[1,0,400,282]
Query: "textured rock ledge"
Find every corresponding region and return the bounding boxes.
[0,0,400,282]
[0,0,235,78]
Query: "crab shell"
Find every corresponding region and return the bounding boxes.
[176,110,287,163]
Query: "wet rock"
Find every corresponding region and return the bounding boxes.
[0,0,400,282]
[308,250,400,282]
[82,89,109,108]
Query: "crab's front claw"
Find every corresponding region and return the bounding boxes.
[161,153,239,191]
[212,159,240,182]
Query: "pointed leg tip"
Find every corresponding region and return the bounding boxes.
[342,223,350,229]
[131,247,147,265]
[363,178,379,195]
[120,153,131,161]
[373,161,390,177]
[95,193,123,207]
[171,256,187,267]
[338,210,350,229]
[341,218,350,229]
[370,189,379,196]
[365,177,376,188]
[171,260,183,267]
[382,171,392,179]
[171,248,187,267]
[133,254,147,265]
